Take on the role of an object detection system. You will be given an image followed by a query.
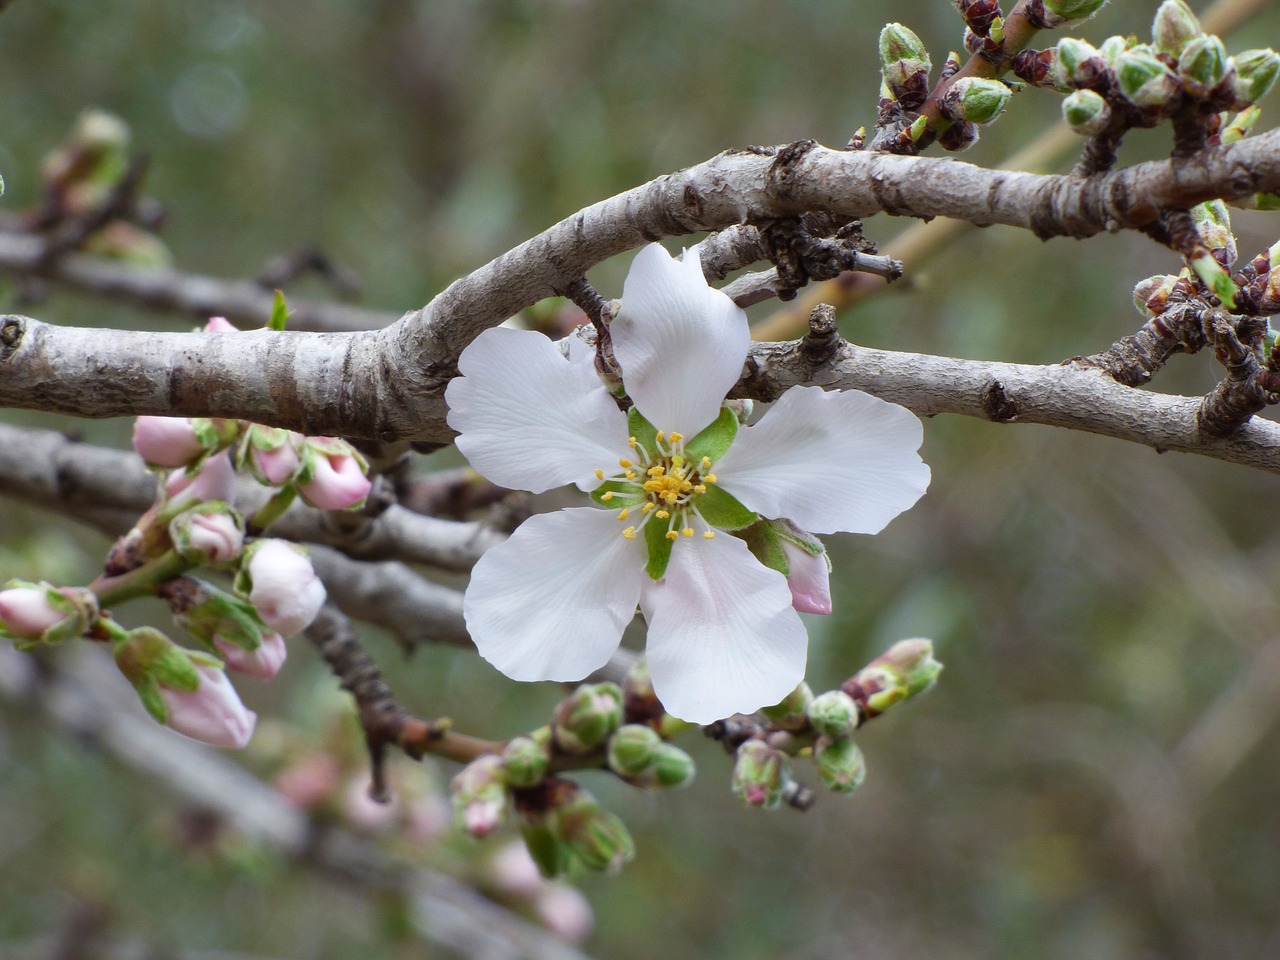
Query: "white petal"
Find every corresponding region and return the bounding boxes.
[446,327,629,493]
[464,508,644,682]
[640,535,808,724]
[715,386,930,535]
[611,244,749,437]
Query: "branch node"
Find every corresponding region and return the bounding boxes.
[981,379,1019,422]
[799,304,843,366]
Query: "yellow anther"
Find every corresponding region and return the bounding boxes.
[705,473,717,483]
[665,530,679,541]
[594,468,604,480]
[701,456,711,470]
[622,526,637,539]
[672,455,684,469]
[642,502,656,514]
[656,430,665,443]
[617,508,630,521]
[601,491,615,502]
[656,510,670,519]
[625,470,636,480]
[619,458,633,468]
[703,530,716,540]
[680,480,693,492]
[665,492,678,505]
[669,432,684,443]
[694,484,707,494]
[628,436,637,447]
[682,527,694,538]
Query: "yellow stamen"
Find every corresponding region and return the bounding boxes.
[701,456,711,470]
[669,432,684,443]
[625,469,636,480]
[601,491,615,502]
[705,473,717,483]
[703,530,716,540]
[642,502,656,513]
[628,436,637,448]
[594,468,604,480]
[656,430,665,443]
[682,527,694,538]
[656,510,670,519]
[665,530,679,541]
[617,508,630,521]
[619,458,633,468]
[694,484,706,494]
[622,526,637,539]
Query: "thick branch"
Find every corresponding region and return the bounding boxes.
[3,133,1280,442]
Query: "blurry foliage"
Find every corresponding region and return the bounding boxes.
[3,1,1280,958]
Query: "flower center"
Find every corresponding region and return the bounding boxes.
[594,430,718,542]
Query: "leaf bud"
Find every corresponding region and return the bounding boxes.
[1191,199,1237,268]
[938,119,980,152]
[1256,267,1280,313]
[552,682,623,754]
[879,24,932,107]
[942,77,1012,124]
[815,737,867,794]
[1116,49,1178,108]
[847,638,943,718]
[878,22,930,69]
[503,736,550,788]
[451,754,508,838]
[1220,104,1261,144]
[1131,274,1178,317]
[1177,35,1228,98]
[1230,48,1280,105]
[553,786,635,873]
[1062,89,1111,136]
[1038,0,1110,27]
[1049,38,1100,89]
[1152,0,1202,58]
[807,690,860,738]
[1189,253,1239,309]
[731,739,790,809]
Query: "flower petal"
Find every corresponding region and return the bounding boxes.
[640,535,807,724]
[446,327,629,493]
[611,244,749,438]
[464,508,644,681]
[715,386,930,535]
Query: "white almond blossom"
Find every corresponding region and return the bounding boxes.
[446,243,929,724]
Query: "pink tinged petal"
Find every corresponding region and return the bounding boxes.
[133,416,204,468]
[186,513,244,564]
[446,327,630,494]
[160,664,257,748]
[640,535,808,724]
[714,386,930,535]
[248,540,326,636]
[0,588,64,638]
[464,507,644,682]
[215,630,287,680]
[299,453,371,510]
[204,316,238,333]
[254,438,301,485]
[167,450,238,506]
[780,540,832,615]
[610,244,750,437]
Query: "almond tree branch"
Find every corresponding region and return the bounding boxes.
[2,132,1280,445]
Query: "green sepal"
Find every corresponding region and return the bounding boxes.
[134,676,167,723]
[684,405,738,465]
[626,407,659,456]
[521,818,570,879]
[644,517,674,580]
[695,484,758,532]
[741,520,790,576]
[268,289,291,331]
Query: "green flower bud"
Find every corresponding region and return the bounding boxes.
[1041,0,1110,26]
[606,724,662,778]
[1062,89,1111,136]
[1097,35,1130,67]
[807,690,860,738]
[1049,38,1100,89]
[1131,274,1178,317]
[554,786,635,873]
[944,77,1012,124]
[1231,49,1280,104]
[731,740,790,809]
[760,681,814,731]
[815,737,867,793]
[1116,50,1178,108]
[1191,199,1237,267]
[651,744,696,788]
[848,638,943,718]
[451,754,508,838]
[502,736,549,788]
[552,682,623,754]
[1153,0,1202,58]
[520,814,570,878]
[1178,35,1228,97]
[166,577,268,653]
[879,23,930,69]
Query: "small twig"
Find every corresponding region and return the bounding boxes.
[1196,310,1280,436]
[36,154,154,269]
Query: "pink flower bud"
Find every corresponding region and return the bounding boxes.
[215,629,286,679]
[780,540,832,615]
[273,752,342,808]
[159,663,257,748]
[299,449,371,510]
[343,778,398,834]
[489,842,546,897]
[167,450,237,506]
[204,316,237,334]
[252,434,301,486]
[0,587,65,639]
[133,416,205,468]
[246,540,326,635]
[533,886,594,943]
[176,511,244,564]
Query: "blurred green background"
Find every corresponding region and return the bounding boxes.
[3,1,1280,958]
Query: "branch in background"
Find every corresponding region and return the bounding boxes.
[0,644,595,960]
[0,231,396,333]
